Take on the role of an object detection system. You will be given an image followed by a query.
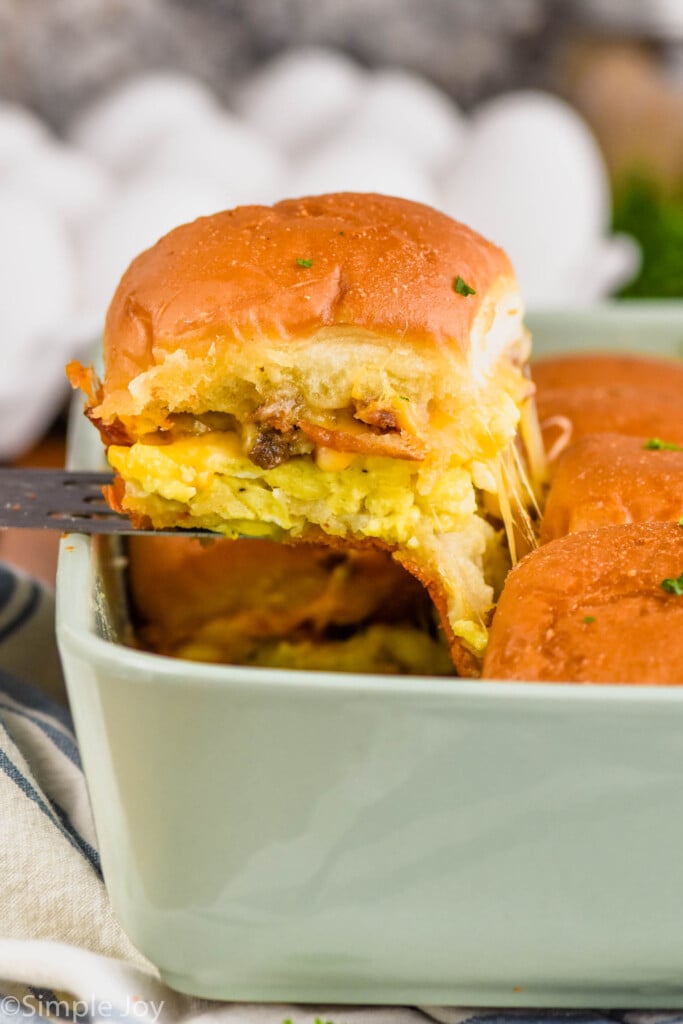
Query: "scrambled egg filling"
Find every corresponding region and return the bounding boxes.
[172,622,455,676]
[109,434,477,540]
[108,432,509,655]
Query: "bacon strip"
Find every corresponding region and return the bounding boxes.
[65,361,102,406]
[299,420,426,461]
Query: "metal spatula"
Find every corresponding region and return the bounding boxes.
[0,468,215,536]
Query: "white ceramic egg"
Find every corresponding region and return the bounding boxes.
[3,142,113,232]
[140,112,288,206]
[441,91,612,306]
[572,233,641,302]
[0,189,79,457]
[236,47,365,154]
[287,135,440,207]
[68,72,220,175]
[0,333,72,460]
[0,102,50,171]
[339,68,468,174]
[78,173,233,319]
[0,189,76,339]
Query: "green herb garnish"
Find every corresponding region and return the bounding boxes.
[453,275,476,297]
[644,438,683,451]
[582,615,596,624]
[296,257,313,268]
[398,395,410,402]
[613,175,683,299]
[661,573,683,596]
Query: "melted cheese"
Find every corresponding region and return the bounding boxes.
[107,364,543,663]
[108,432,509,655]
[109,434,479,545]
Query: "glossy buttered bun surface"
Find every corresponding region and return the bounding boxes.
[95,191,525,432]
[72,193,538,677]
[541,433,683,542]
[484,521,683,684]
[532,352,683,398]
[533,352,683,464]
[537,386,683,456]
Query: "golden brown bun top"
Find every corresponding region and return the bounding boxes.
[533,352,683,398]
[103,192,516,393]
[534,353,683,466]
[541,433,683,542]
[537,386,683,459]
[483,521,683,685]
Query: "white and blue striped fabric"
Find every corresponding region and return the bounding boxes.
[0,561,678,1024]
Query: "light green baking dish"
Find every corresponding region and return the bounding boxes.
[57,302,683,1005]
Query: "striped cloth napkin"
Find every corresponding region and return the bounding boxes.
[0,561,676,1024]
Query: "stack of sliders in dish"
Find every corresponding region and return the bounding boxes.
[484,351,683,683]
[127,536,455,674]
[69,192,544,676]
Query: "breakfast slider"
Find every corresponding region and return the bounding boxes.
[533,352,683,466]
[127,536,453,674]
[70,193,543,674]
[532,352,683,398]
[538,387,683,463]
[483,521,683,684]
[541,432,683,542]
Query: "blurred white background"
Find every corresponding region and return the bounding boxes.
[1,0,681,460]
